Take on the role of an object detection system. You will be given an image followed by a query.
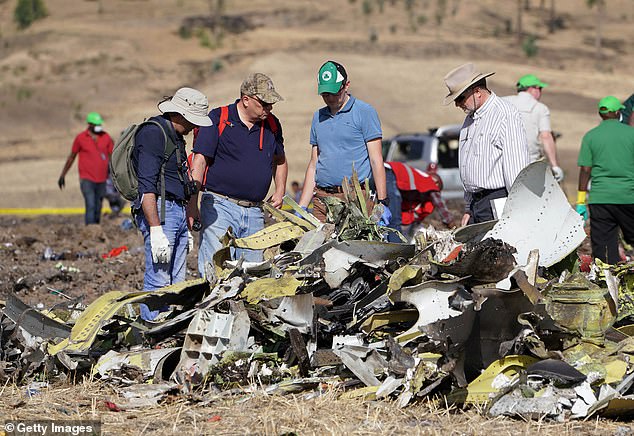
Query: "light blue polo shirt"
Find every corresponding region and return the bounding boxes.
[310,95,382,187]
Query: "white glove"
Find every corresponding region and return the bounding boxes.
[552,166,564,182]
[149,226,171,264]
[187,230,194,252]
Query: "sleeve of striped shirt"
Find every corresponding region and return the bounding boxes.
[502,109,530,191]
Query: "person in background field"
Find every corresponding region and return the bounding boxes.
[189,73,287,277]
[290,181,302,204]
[442,63,529,225]
[383,162,454,242]
[105,171,126,217]
[58,112,114,225]
[503,74,564,182]
[297,60,390,225]
[576,96,634,264]
[132,87,212,320]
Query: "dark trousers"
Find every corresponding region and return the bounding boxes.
[384,169,403,242]
[79,179,106,225]
[589,204,634,264]
[468,188,508,224]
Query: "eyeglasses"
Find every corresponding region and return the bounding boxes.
[321,85,346,97]
[248,95,273,109]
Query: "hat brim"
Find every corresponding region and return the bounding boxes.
[158,101,213,127]
[318,82,343,95]
[443,71,495,105]
[257,90,284,104]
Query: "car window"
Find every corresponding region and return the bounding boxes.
[392,139,425,162]
[437,135,459,168]
[381,140,391,160]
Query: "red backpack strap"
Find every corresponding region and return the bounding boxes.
[266,115,279,135]
[218,106,229,136]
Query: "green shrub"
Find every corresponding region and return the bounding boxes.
[14,0,48,29]
[522,34,538,57]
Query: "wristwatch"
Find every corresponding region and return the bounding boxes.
[377,197,390,207]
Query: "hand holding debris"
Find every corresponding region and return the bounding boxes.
[576,204,588,221]
[149,226,171,263]
[379,205,392,226]
[551,166,564,182]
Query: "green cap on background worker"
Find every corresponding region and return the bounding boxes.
[598,96,625,114]
[86,111,104,133]
[516,74,548,91]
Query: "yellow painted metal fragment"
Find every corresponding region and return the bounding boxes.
[242,275,302,304]
[339,385,378,401]
[448,355,539,404]
[359,309,418,334]
[234,221,305,249]
[48,278,207,355]
[388,265,424,293]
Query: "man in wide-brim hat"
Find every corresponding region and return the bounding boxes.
[443,63,529,225]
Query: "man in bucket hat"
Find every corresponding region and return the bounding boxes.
[189,73,287,276]
[132,87,212,320]
[503,74,564,182]
[443,63,529,225]
[297,60,390,226]
[58,111,114,225]
[576,96,634,264]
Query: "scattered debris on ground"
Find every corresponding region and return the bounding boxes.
[2,162,634,423]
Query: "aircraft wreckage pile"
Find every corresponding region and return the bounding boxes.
[4,162,634,420]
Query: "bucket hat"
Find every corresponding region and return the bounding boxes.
[158,87,212,127]
[443,63,495,105]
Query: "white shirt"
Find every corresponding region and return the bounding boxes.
[503,91,551,162]
[458,92,530,206]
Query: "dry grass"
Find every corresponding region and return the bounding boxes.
[0,379,628,435]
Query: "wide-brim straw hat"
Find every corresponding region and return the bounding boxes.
[443,63,495,105]
[158,87,213,127]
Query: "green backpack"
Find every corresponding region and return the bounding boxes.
[109,120,178,223]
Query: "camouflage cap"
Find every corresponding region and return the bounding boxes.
[240,73,283,104]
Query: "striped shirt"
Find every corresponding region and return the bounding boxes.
[458,92,529,206]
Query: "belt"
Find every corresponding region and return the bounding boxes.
[163,194,187,206]
[316,185,366,194]
[471,187,506,202]
[205,190,262,208]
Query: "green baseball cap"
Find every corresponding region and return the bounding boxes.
[86,112,103,125]
[318,61,348,94]
[598,95,625,113]
[517,74,548,89]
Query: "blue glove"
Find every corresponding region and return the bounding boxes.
[294,206,308,218]
[379,205,392,226]
[576,204,588,221]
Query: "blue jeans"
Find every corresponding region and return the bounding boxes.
[384,169,403,243]
[198,192,265,276]
[135,198,189,319]
[79,179,106,225]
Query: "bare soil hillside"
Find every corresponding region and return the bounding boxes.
[0,0,632,207]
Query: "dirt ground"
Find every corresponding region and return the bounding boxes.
[0,0,632,433]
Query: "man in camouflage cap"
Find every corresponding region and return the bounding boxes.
[189,73,287,276]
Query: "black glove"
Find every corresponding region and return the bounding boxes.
[57,176,65,190]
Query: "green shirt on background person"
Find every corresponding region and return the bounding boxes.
[577,119,634,204]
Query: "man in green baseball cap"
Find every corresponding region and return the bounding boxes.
[58,111,115,224]
[576,95,634,264]
[297,60,391,227]
[503,73,563,182]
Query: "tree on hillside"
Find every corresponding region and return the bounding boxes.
[14,0,48,29]
[586,0,605,59]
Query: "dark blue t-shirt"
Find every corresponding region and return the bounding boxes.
[132,115,188,201]
[193,101,284,202]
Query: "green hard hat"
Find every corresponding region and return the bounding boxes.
[598,96,625,113]
[517,74,548,89]
[86,112,103,125]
